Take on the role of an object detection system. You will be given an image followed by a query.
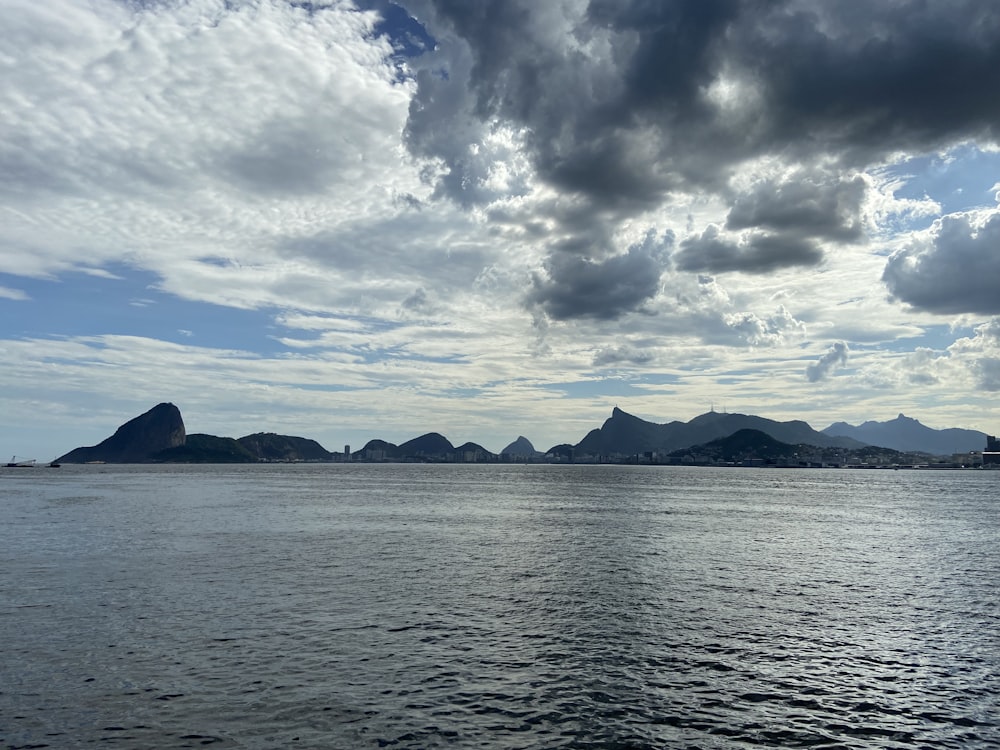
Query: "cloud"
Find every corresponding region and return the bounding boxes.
[946,318,1000,391]
[852,319,1000,393]
[675,225,823,275]
[722,306,808,348]
[726,170,868,242]
[0,286,29,301]
[527,245,663,321]
[405,1,1000,206]
[806,341,849,382]
[0,0,418,277]
[592,344,656,367]
[975,357,1000,391]
[3,1,406,196]
[883,209,1000,314]
[399,286,438,317]
[526,232,670,321]
[612,274,810,349]
[727,3,1000,165]
[897,347,942,386]
[398,1,1000,329]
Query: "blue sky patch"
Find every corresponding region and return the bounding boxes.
[888,144,1000,217]
[3,266,292,355]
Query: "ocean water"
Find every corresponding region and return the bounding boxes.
[1,463,997,749]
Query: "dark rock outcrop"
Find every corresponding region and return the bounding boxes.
[57,403,186,463]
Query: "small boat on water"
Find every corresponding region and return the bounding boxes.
[5,456,36,468]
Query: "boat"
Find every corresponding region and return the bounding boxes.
[5,456,36,467]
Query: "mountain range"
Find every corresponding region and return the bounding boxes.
[822,414,986,455]
[54,403,993,464]
[574,407,865,456]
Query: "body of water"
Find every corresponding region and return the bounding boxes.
[1,464,997,748]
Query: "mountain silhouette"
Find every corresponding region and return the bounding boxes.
[55,403,988,464]
[501,436,541,457]
[398,432,454,457]
[57,403,185,463]
[669,428,799,462]
[237,432,333,462]
[823,414,986,455]
[574,407,862,457]
[153,434,256,463]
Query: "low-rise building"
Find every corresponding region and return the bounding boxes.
[982,435,1000,467]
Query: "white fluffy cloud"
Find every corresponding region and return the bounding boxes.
[1,0,420,280]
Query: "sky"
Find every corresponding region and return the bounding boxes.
[3,0,1000,459]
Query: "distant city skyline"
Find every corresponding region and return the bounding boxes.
[3,1,999,459]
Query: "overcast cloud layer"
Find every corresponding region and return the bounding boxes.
[2,0,999,456]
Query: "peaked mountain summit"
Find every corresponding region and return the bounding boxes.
[822,414,986,455]
[57,403,186,463]
[501,436,541,457]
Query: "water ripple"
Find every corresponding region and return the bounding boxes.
[2,464,998,748]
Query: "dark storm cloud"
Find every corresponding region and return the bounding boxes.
[406,0,1000,205]
[883,211,1000,315]
[806,341,849,382]
[726,172,867,242]
[400,0,1000,320]
[744,3,1000,161]
[675,226,823,275]
[587,0,740,108]
[527,240,666,321]
[404,0,741,209]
